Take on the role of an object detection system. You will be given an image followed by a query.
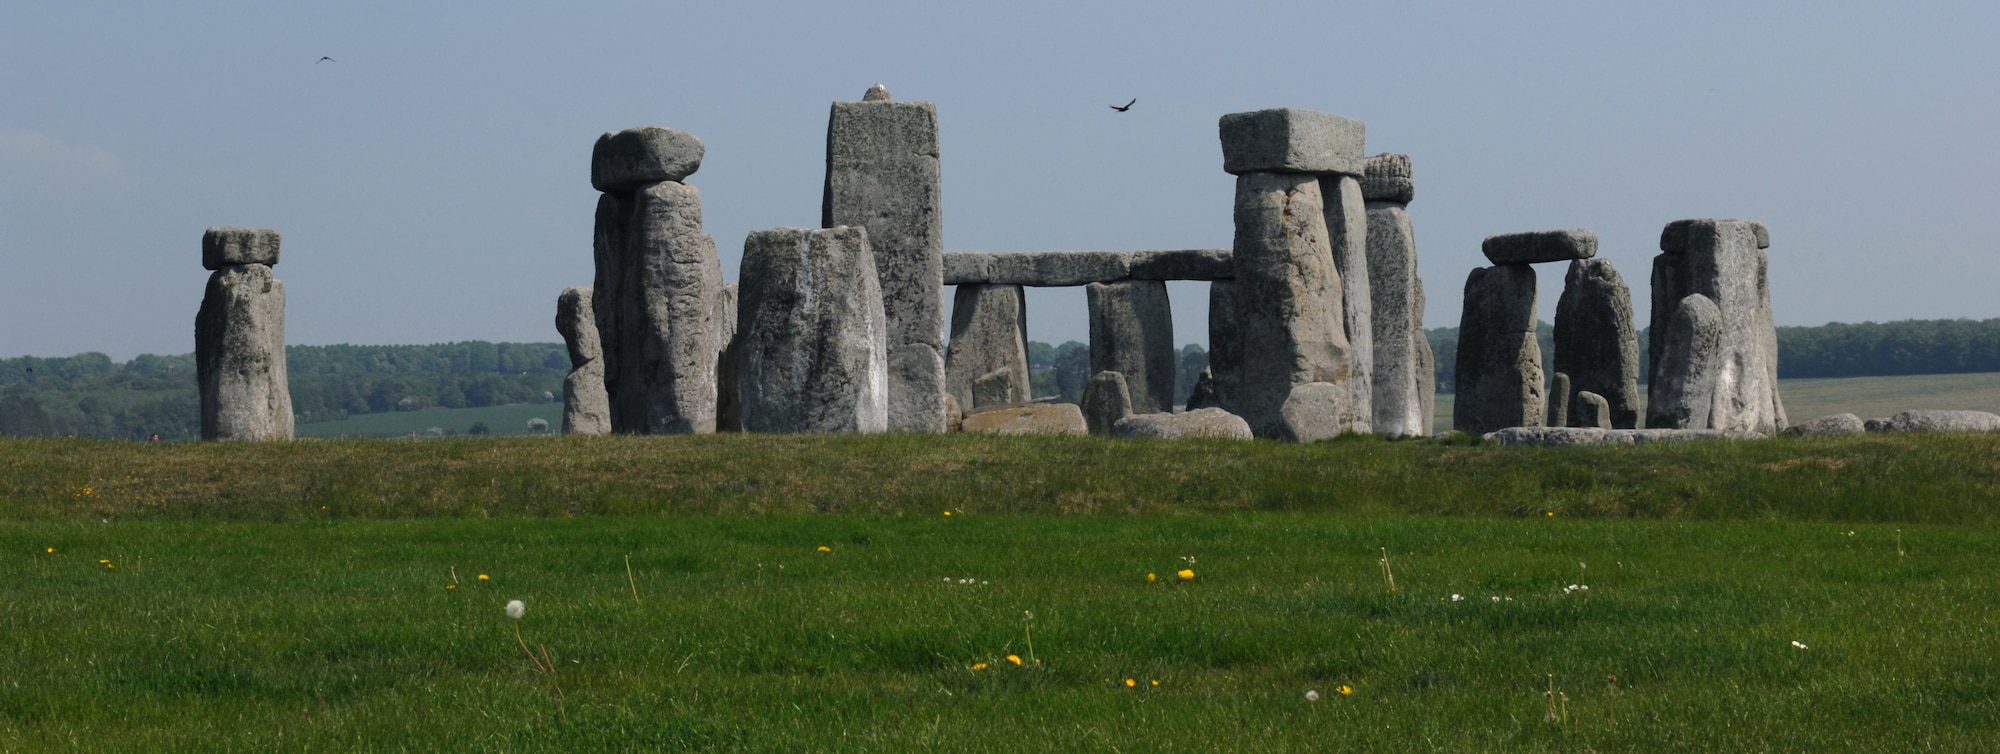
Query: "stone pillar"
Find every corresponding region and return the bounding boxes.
[196,227,292,441]
[1647,219,1786,433]
[1553,258,1641,428]
[1323,173,1372,428]
[824,84,948,432]
[591,126,724,435]
[1452,264,1542,436]
[1212,108,1365,438]
[715,283,742,431]
[1086,280,1176,414]
[735,227,889,433]
[1362,153,1433,437]
[944,284,1031,411]
[1546,371,1571,428]
[1647,293,1724,430]
[1082,370,1133,436]
[555,287,611,435]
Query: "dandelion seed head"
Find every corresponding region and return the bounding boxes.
[505,600,525,619]
[1305,689,1320,702]
[1451,594,1464,602]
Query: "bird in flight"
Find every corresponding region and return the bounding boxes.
[1109,98,1135,112]
[316,56,336,64]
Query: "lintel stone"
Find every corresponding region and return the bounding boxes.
[1482,229,1598,265]
[591,127,704,192]
[1219,108,1365,176]
[202,227,281,270]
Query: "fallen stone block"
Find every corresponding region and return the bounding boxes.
[1481,229,1598,265]
[1219,108,1366,176]
[972,367,1019,410]
[1574,391,1612,429]
[1782,413,1865,437]
[1112,408,1253,440]
[960,402,1088,436]
[1865,410,2000,433]
[592,126,704,191]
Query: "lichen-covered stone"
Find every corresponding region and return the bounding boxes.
[1453,264,1542,436]
[971,367,1019,410]
[1366,200,1428,437]
[1648,219,1785,433]
[1082,371,1133,436]
[1127,249,1233,281]
[1553,258,1641,428]
[734,227,888,433]
[1646,294,1723,430]
[942,252,992,284]
[1219,108,1366,176]
[196,263,291,440]
[592,180,723,435]
[1112,408,1253,440]
[1087,280,1176,414]
[944,284,1030,410]
[202,227,281,270]
[591,127,704,192]
[714,283,742,432]
[960,402,1088,435]
[1322,173,1372,432]
[1481,229,1598,265]
[987,251,1132,287]
[556,286,610,435]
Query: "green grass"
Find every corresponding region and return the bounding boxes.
[1433,371,2000,431]
[296,403,563,438]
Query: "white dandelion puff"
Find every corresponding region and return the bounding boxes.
[1792,640,1808,650]
[505,600,525,619]
[1305,689,1321,702]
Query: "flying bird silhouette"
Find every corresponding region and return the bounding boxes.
[1110,98,1135,112]
[316,56,336,64]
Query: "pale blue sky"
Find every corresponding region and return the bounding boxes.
[5,1,1997,359]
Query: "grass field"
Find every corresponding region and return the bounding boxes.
[296,403,563,439]
[1433,371,2000,431]
[5,433,1999,751]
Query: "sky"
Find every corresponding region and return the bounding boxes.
[5,1,1998,360]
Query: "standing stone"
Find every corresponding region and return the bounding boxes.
[1553,258,1641,428]
[592,128,723,435]
[196,228,291,441]
[1648,219,1786,433]
[971,368,1019,409]
[1452,264,1543,436]
[556,287,611,436]
[1364,153,1431,437]
[1322,173,1372,432]
[1574,391,1612,429]
[734,227,888,433]
[824,85,947,432]
[1086,281,1176,414]
[1647,294,1724,430]
[1278,382,1349,443]
[1185,366,1220,411]
[715,283,742,431]
[944,284,1030,410]
[1082,371,1133,436]
[1546,372,1571,428]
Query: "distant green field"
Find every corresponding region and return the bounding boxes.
[1433,371,2000,431]
[296,403,562,439]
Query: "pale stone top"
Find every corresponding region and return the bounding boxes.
[591,126,704,192]
[1219,108,1365,176]
[863,83,891,101]
[202,227,281,270]
[1482,229,1598,265]
[1660,218,1771,253]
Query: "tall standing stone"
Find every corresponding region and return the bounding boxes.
[196,227,292,441]
[1647,219,1786,433]
[1453,264,1543,436]
[734,227,889,433]
[1322,172,1372,430]
[556,287,611,435]
[1363,153,1432,437]
[1647,293,1724,431]
[591,126,723,435]
[1553,258,1641,428]
[944,284,1030,411]
[824,85,947,432]
[1086,280,1176,414]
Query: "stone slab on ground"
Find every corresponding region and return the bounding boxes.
[960,402,1088,436]
[1112,408,1253,440]
[1782,413,1865,437]
[1485,427,1762,446]
[1865,410,2000,433]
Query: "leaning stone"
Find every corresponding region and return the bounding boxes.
[1361,153,1413,204]
[593,180,723,435]
[1127,249,1234,280]
[196,263,292,440]
[971,368,1019,410]
[1366,199,1427,437]
[556,286,611,436]
[942,252,992,285]
[824,94,946,432]
[1869,410,2000,433]
[1322,173,1372,432]
[1082,371,1133,436]
[1278,382,1361,443]
[1546,372,1571,428]
[735,227,889,433]
[202,227,281,270]
[1554,258,1641,428]
[1452,264,1543,436]
[944,284,1030,410]
[987,251,1133,287]
[1782,413,1865,437]
[1112,408,1253,440]
[591,127,704,191]
[1184,366,1220,410]
[1645,294,1723,430]
[1087,280,1176,414]
[1648,219,1785,433]
[1573,391,1612,429]
[1219,108,1366,176]
[1481,229,1598,265]
[960,402,1088,436]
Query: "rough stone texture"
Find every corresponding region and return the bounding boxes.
[202,227,281,270]
[593,179,724,435]
[1481,229,1598,265]
[591,127,704,192]
[1082,370,1133,436]
[988,251,1132,287]
[944,284,1030,410]
[943,393,964,432]
[1087,280,1176,414]
[734,227,889,433]
[971,368,1019,410]
[1553,258,1641,428]
[1219,108,1366,176]
[942,252,992,284]
[1185,366,1220,410]
[1277,382,1354,443]
[1366,202,1428,437]
[1212,172,1356,438]
[1412,276,1435,436]
[1866,410,2000,433]
[1452,264,1543,436]
[1128,249,1233,280]
[1782,413,1865,437]
[1203,281,1242,412]
[556,286,611,436]
[1485,427,1757,447]
[196,262,292,440]
[943,249,1235,285]
[1112,408,1254,440]
[1574,390,1612,429]
[714,283,742,432]
[1648,219,1785,433]
[960,402,1088,436]
[1321,173,1372,433]
[1646,294,1724,430]
[1361,153,1413,204]
[1546,372,1571,428]
[824,95,947,432]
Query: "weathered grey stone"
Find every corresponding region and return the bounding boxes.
[1864,417,1891,433]
[1361,153,1413,204]
[591,127,704,192]
[196,262,291,440]
[1203,282,1242,413]
[1646,294,1723,430]
[202,227,281,270]
[1185,366,1220,410]
[960,402,1087,435]
[1782,413,1865,437]
[942,252,992,284]
[734,226,888,433]
[1219,108,1366,176]
[988,251,1132,287]
[556,286,611,436]
[944,284,1030,410]
[593,179,723,435]
[1366,202,1427,438]
[1087,280,1176,414]
[1485,426,1756,446]
[1481,229,1598,265]
[942,249,1234,285]
[1546,372,1571,428]
[1867,410,2000,433]
[1278,382,1361,443]
[1648,219,1785,433]
[1322,173,1372,433]
[1573,391,1612,429]
[1452,264,1543,436]
[825,94,946,432]
[1212,172,1355,437]
[1412,276,1435,436]
[1127,249,1233,280]
[1112,408,1253,440]
[1627,428,1760,444]
[1082,371,1133,436]
[971,368,1019,410]
[714,283,742,432]
[943,393,963,432]
[1553,258,1641,428]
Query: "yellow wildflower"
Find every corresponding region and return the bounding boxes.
[971,662,987,671]
[1147,572,1156,582]
[1151,679,1160,687]
[817,546,831,553]
[1125,678,1136,688]
[446,584,456,590]
[1338,685,1353,695]
[943,511,951,517]
[1178,569,1195,580]
[1006,654,1021,666]
[478,574,490,581]
[46,547,54,554]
